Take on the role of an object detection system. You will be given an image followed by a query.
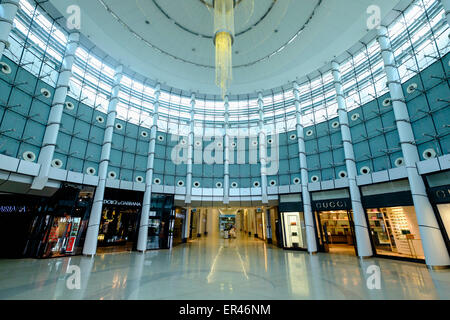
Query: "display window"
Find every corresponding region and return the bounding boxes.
[280,212,307,250]
[97,207,140,251]
[366,206,425,260]
[426,171,450,249]
[145,194,174,250]
[311,195,356,256]
[436,203,450,240]
[315,209,356,256]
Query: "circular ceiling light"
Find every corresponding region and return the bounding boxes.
[0,62,11,74]
[360,166,371,175]
[51,159,63,168]
[23,151,36,162]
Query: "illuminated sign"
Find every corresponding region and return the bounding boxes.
[103,200,142,207]
[0,206,26,213]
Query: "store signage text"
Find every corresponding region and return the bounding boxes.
[434,189,450,200]
[103,200,142,207]
[0,205,26,213]
[313,199,349,210]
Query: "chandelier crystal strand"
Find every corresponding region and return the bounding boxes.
[214,0,235,98]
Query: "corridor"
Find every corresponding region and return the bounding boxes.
[0,233,448,300]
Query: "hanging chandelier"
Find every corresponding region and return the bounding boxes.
[213,0,235,98]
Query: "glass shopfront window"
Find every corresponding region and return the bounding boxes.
[362,180,425,261]
[97,189,143,254]
[436,203,450,240]
[426,171,450,244]
[281,212,307,250]
[367,206,425,260]
[145,194,174,250]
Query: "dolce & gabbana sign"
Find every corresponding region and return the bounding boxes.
[312,198,350,211]
[103,200,142,207]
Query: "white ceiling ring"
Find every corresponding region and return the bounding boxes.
[177,180,185,187]
[338,170,347,178]
[269,180,276,186]
[96,115,105,123]
[216,181,223,188]
[51,159,63,168]
[289,134,297,140]
[423,148,437,160]
[115,123,123,130]
[331,121,340,129]
[65,101,75,110]
[382,98,392,107]
[231,182,238,188]
[141,131,148,137]
[95,0,323,71]
[193,181,201,188]
[311,175,319,183]
[108,171,117,179]
[45,0,397,96]
[253,181,260,188]
[407,83,418,94]
[394,157,405,168]
[360,166,371,175]
[40,88,52,99]
[154,178,161,185]
[0,62,12,75]
[351,113,360,121]
[306,130,314,137]
[293,177,301,185]
[23,151,36,162]
[136,176,144,183]
[86,167,96,175]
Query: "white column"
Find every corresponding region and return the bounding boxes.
[223,96,230,204]
[331,62,373,258]
[136,83,160,252]
[31,32,80,190]
[83,65,123,256]
[183,207,191,241]
[441,0,450,25]
[185,93,195,204]
[293,82,317,254]
[0,0,20,59]
[377,26,450,268]
[258,92,268,204]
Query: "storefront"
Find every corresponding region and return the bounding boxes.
[255,208,265,240]
[425,170,450,253]
[97,188,143,253]
[0,184,94,259]
[146,194,174,250]
[361,180,425,262]
[312,189,356,256]
[279,194,307,250]
[172,207,186,248]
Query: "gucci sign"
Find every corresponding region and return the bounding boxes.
[313,199,349,210]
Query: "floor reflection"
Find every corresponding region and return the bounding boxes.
[0,233,448,300]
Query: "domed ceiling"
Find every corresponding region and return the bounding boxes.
[49,0,400,96]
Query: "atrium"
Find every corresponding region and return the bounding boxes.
[0,0,449,303]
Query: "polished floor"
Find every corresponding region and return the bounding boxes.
[0,234,449,300]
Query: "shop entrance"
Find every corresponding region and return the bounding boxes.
[97,207,140,254]
[315,210,357,256]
